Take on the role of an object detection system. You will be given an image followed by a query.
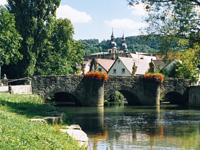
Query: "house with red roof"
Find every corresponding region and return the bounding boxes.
[82,58,115,74]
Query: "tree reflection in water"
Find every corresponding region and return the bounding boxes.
[60,104,200,150]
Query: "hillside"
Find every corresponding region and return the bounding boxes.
[81,35,162,55]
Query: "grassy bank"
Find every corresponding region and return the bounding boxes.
[0,93,84,150]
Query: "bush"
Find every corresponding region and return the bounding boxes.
[85,71,109,82]
[144,73,164,83]
[109,91,125,102]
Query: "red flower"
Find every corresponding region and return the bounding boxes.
[144,73,164,83]
[85,71,109,82]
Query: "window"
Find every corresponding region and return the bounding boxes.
[118,60,120,63]
[98,68,102,71]
[113,69,116,74]
[122,68,125,74]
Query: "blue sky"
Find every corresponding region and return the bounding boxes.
[1,0,147,41]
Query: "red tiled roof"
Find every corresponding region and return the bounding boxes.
[96,59,115,71]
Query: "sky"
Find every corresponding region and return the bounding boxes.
[0,0,148,41]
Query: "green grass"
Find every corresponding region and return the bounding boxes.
[0,93,85,150]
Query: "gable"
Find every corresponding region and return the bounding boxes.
[108,57,131,76]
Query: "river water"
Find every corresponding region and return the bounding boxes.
[61,104,200,150]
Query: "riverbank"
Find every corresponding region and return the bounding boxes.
[0,93,86,150]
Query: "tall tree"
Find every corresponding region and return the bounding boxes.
[0,6,22,66]
[6,0,61,78]
[35,18,84,75]
[0,6,22,81]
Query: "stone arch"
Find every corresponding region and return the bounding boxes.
[119,90,142,105]
[44,88,83,106]
[105,88,142,105]
[161,91,185,105]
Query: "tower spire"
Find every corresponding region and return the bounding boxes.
[111,28,114,41]
[122,31,125,43]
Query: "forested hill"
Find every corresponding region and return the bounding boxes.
[81,35,162,55]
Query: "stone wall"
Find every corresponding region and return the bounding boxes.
[32,75,86,104]
[0,86,8,92]
[189,86,200,108]
[32,75,191,107]
[160,78,191,103]
[105,76,160,105]
[9,85,32,94]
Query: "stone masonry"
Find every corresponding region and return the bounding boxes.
[32,75,191,106]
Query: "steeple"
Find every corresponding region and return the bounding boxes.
[122,31,125,43]
[119,32,128,53]
[111,28,115,41]
[108,28,117,54]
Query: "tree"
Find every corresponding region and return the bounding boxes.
[35,18,84,75]
[128,0,200,70]
[0,6,22,66]
[6,0,61,78]
[0,6,22,82]
[176,45,200,82]
[109,91,125,102]
[159,42,200,82]
[128,0,200,44]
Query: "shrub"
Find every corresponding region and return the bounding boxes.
[109,91,125,102]
[85,71,109,82]
[144,73,164,83]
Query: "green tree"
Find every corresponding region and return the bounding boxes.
[109,91,125,102]
[128,0,200,58]
[35,18,84,75]
[0,6,22,66]
[159,43,200,82]
[176,45,200,82]
[128,0,200,41]
[7,0,61,78]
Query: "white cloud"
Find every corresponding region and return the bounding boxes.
[105,18,147,30]
[129,4,148,16]
[0,0,7,5]
[57,5,91,23]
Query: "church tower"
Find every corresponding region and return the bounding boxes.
[119,33,128,53]
[108,29,117,54]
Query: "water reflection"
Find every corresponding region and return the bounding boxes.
[61,104,200,150]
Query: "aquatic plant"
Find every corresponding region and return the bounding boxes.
[85,71,109,82]
[144,73,164,83]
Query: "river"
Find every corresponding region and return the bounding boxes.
[60,104,200,150]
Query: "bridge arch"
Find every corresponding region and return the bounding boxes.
[161,91,185,105]
[105,88,142,105]
[44,88,84,106]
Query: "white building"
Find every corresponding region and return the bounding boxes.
[108,57,149,76]
[130,52,157,63]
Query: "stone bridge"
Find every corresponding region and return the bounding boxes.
[31,75,191,107]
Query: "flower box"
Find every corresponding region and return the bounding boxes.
[144,73,164,83]
[85,71,109,82]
